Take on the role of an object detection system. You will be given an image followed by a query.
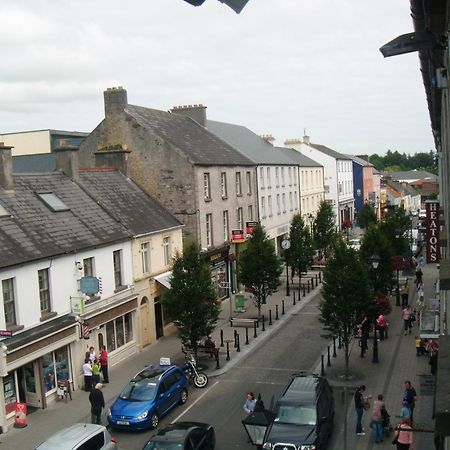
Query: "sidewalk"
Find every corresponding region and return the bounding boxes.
[327,261,439,450]
[0,270,323,448]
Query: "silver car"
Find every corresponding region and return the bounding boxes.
[35,423,118,450]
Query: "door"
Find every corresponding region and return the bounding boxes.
[140,297,151,347]
[21,362,41,408]
[154,298,164,339]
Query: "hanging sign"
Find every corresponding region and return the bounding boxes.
[425,200,440,263]
[245,221,258,236]
[231,229,245,243]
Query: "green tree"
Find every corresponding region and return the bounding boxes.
[286,214,314,289]
[162,242,220,355]
[319,239,371,379]
[238,223,283,317]
[358,203,377,229]
[313,200,337,258]
[379,206,409,257]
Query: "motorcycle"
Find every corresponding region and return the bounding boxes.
[182,348,208,388]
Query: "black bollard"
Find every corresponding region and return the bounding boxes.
[236,333,240,352]
[269,309,273,325]
[282,300,285,315]
[226,341,230,361]
[293,291,296,305]
[319,271,322,283]
[302,284,306,297]
[275,304,279,320]
[338,333,342,349]
[234,329,238,348]
[307,279,310,293]
[333,338,337,357]
[215,349,220,369]
[262,315,265,331]
[315,273,318,286]
[327,346,331,367]
[321,354,325,376]
[220,329,224,347]
[245,327,249,345]
[254,320,257,338]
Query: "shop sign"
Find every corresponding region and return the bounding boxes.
[14,403,27,428]
[80,276,100,295]
[231,229,245,243]
[70,297,85,315]
[0,330,13,337]
[245,221,258,236]
[425,200,440,263]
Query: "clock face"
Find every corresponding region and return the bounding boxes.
[281,239,291,249]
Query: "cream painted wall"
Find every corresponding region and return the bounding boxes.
[0,131,51,156]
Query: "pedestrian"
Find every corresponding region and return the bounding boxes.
[418,254,424,268]
[376,314,386,341]
[393,417,413,449]
[92,358,101,385]
[400,400,411,420]
[88,346,96,363]
[402,305,413,336]
[415,267,423,287]
[403,381,417,425]
[89,383,105,424]
[354,385,367,436]
[417,284,424,304]
[83,358,93,392]
[243,392,256,415]
[99,345,109,383]
[370,394,385,443]
[401,281,409,308]
[359,315,370,357]
[429,350,438,376]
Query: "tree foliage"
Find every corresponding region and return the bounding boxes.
[162,242,220,354]
[379,206,410,257]
[319,239,371,378]
[369,149,437,174]
[238,223,283,317]
[313,200,337,258]
[358,203,377,229]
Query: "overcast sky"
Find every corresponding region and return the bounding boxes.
[0,0,435,156]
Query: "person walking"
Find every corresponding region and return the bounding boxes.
[83,358,93,392]
[401,281,409,308]
[354,385,367,436]
[403,381,417,425]
[415,267,423,287]
[89,383,105,424]
[92,358,101,386]
[99,345,109,383]
[370,394,385,443]
[402,305,413,336]
[243,392,257,415]
[393,417,413,449]
[376,314,386,341]
[359,316,370,357]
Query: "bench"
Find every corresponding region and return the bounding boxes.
[230,317,259,328]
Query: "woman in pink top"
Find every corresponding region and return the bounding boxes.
[394,417,413,449]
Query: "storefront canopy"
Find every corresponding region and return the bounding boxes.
[154,271,172,289]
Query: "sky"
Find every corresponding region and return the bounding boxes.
[0,0,435,156]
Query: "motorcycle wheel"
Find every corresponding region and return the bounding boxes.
[193,373,208,388]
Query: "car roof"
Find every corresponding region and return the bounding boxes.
[36,423,106,449]
[134,364,177,380]
[280,375,325,404]
[149,422,211,442]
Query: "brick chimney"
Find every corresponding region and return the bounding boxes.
[104,86,128,118]
[55,141,79,181]
[0,142,13,190]
[94,144,131,176]
[170,104,207,127]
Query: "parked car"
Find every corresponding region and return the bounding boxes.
[35,423,118,450]
[263,372,334,450]
[142,422,215,450]
[108,362,188,431]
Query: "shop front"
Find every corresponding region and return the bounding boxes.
[204,245,230,300]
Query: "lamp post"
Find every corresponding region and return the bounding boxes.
[242,397,274,449]
[281,239,291,296]
[370,254,380,363]
[307,213,315,234]
[409,211,414,266]
[395,230,401,307]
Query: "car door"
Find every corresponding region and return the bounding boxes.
[156,377,172,416]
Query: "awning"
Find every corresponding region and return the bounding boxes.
[155,271,172,289]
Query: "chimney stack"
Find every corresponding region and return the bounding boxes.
[55,141,79,181]
[94,144,131,176]
[104,86,128,118]
[284,138,302,146]
[260,134,275,144]
[0,142,14,190]
[303,134,310,145]
[170,104,207,127]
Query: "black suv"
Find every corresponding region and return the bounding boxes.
[262,373,334,450]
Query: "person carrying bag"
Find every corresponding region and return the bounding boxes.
[392,417,413,449]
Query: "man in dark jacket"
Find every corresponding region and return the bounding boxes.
[89,383,105,424]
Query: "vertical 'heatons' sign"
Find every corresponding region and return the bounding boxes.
[425,200,440,263]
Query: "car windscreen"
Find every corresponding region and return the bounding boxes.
[274,403,317,426]
[119,379,158,401]
[142,442,183,450]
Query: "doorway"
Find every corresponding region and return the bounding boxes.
[140,297,151,347]
[154,297,164,339]
[17,362,41,408]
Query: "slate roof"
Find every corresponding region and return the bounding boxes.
[385,179,419,196]
[346,154,374,167]
[78,169,183,235]
[0,172,131,269]
[207,120,295,165]
[389,170,438,183]
[308,143,350,160]
[277,146,323,167]
[13,153,56,173]
[125,105,254,166]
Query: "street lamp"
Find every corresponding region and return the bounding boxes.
[281,239,291,296]
[408,211,414,266]
[242,401,274,449]
[307,214,314,234]
[395,229,401,307]
[370,254,380,364]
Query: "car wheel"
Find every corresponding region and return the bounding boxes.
[179,388,188,405]
[150,412,159,429]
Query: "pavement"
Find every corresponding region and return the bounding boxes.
[0,261,439,450]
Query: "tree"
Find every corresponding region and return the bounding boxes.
[358,203,377,229]
[162,242,220,355]
[286,213,314,289]
[319,239,371,379]
[238,223,283,317]
[313,200,337,259]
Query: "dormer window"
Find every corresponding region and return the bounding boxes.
[37,192,69,212]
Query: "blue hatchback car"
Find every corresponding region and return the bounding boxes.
[107,363,188,431]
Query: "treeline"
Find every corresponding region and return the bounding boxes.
[368,149,437,174]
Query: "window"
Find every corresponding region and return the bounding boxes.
[266,167,271,188]
[38,268,51,313]
[281,167,285,186]
[2,278,16,326]
[141,242,150,274]
[42,348,70,394]
[106,312,133,353]
[235,172,242,196]
[268,195,273,216]
[246,171,252,195]
[277,194,281,214]
[221,172,227,198]
[289,192,293,211]
[288,167,292,186]
[163,237,171,266]
[294,192,298,210]
[275,167,280,187]
[37,192,69,212]
[282,193,286,213]
[248,205,253,221]
[259,167,265,189]
[83,257,94,277]
[237,207,243,230]
[206,214,213,247]
[261,197,266,218]
[113,250,123,288]
[223,211,229,241]
[203,173,211,200]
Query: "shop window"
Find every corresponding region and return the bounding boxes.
[105,313,134,352]
[3,374,17,415]
[115,317,125,348]
[43,353,56,392]
[55,348,69,381]
[106,321,116,352]
[125,312,133,342]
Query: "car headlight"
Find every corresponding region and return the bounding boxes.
[107,408,111,417]
[136,411,148,420]
[262,443,272,449]
[300,446,316,450]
